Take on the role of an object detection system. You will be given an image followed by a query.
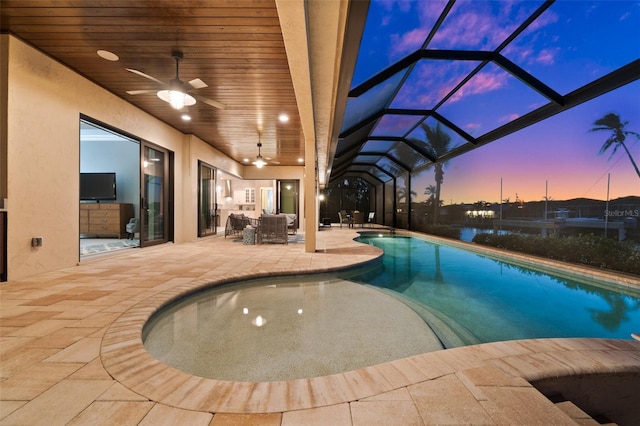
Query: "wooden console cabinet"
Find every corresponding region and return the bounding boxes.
[80,203,134,238]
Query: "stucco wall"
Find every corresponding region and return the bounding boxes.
[182,134,245,241]
[3,36,247,279]
[3,35,308,280]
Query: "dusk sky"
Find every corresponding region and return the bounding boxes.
[427,80,640,204]
[350,0,639,204]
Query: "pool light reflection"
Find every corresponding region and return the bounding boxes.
[252,315,266,327]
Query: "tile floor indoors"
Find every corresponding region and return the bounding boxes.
[1,226,639,425]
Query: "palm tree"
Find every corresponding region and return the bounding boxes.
[589,113,640,178]
[397,187,417,204]
[421,122,452,223]
[424,185,437,205]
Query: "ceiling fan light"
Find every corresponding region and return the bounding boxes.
[157,90,196,110]
[169,90,186,109]
[253,156,267,168]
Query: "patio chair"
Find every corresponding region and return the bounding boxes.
[367,212,375,227]
[224,213,257,238]
[352,211,364,227]
[284,213,297,234]
[338,210,352,228]
[257,214,288,244]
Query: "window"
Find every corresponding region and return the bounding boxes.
[245,188,255,203]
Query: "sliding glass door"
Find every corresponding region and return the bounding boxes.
[278,180,299,230]
[141,143,171,246]
[198,161,217,236]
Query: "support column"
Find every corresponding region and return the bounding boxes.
[276,0,364,252]
[304,152,317,253]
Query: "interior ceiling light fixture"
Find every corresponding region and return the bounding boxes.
[253,133,267,168]
[97,49,119,61]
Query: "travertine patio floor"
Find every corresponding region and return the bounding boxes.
[1,227,639,425]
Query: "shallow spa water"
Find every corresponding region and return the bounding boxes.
[143,275,443,382]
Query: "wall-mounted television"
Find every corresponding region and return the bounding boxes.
[80,172,117,201]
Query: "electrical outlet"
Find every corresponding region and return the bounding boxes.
[31,237,43,247]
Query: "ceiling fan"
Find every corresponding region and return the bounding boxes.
[252,132,280,168]
[253,142,267,168]
[126,51,225,110]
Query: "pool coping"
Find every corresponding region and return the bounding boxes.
[100,230,640,415]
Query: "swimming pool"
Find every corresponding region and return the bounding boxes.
[143,233,640,381]
[353,234,640,345]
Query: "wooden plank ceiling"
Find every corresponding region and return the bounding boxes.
[1,0,304,167]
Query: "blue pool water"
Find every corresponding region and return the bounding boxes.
[143,234,640,380]
[353,235,640,345]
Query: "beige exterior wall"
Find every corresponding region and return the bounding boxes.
[2,35,252,280]
[182,134,244,241]
[3,35,309,280]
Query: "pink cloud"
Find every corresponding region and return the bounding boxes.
[393,84,439,109]
[526,9,558,32]
[498,113,520,124]
[416,0,448,21]
[429,2,523,50]
[431,12,492,48]
[465,122,482,130]
[534,48,556,65]
[500,8,559,63]
[390,28,429,56]
[449,71,508,103]
[414,61,480,102]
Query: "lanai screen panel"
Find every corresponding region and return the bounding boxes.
[502,1,640,94]
[405,116,469,158]
[391,60,481,110]
[437,62,550,138]
[334,0,639,184]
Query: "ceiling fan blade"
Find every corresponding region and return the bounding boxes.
[188,78,208,89]
[125,68,166,85]
[193,94,226,110]
[126,89,157,95]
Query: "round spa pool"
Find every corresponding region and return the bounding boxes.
[142,273,442,382]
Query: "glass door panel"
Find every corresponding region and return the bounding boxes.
[141,144,168,246]
[278,180,299,229]
[198,161,217,236]
[260,187,274,214]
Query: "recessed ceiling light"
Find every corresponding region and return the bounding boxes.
[298,158,304,163]
[243,158,250,163]
[279,113,289,123]
[181,114,191,121]
[97,50,119,61]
